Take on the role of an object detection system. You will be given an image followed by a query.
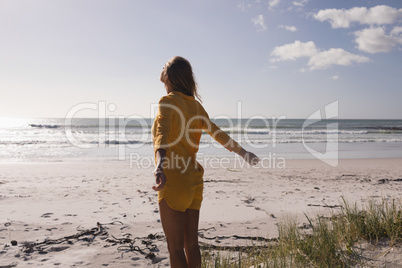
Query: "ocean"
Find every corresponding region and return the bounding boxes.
[1,117,402,162]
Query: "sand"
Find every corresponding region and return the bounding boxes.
[1,157,401,267]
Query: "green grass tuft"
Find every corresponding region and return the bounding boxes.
[201,197,401,267]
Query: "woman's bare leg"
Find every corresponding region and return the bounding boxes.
[159,199,187,268]
[184,208,201,268]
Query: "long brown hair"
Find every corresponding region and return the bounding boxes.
[164,56,202,102]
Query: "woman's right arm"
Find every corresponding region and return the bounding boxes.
[201,112,260,166]
[238,147,260,166]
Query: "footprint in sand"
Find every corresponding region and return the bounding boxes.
[41,213,53,218]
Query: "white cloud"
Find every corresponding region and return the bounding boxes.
[270,40,370,71]
[269,0,280,10]
[308,48,370,70]
[270,40,318,62]
[279,25,297,32]
[252,15,267,31]
[332,75,340,80]
[391,26,402,36]
[293,0,308,7]
[314,5,402,28]
[237,2,252,11]
[355,27,402,53]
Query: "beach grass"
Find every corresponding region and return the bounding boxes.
[200,197,401,267]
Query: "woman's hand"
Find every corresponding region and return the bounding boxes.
[239,148,260,166]
[152,169,167,191]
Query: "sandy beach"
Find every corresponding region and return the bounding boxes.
[2,0,402,266]
[1,157,401,267]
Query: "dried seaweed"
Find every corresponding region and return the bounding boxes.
[20,221,163,260]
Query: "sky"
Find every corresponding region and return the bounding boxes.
[1,0,402,119]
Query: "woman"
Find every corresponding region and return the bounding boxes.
[151,56,260,267]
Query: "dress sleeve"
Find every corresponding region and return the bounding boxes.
[153,96,174,153]
[201,108,242,154]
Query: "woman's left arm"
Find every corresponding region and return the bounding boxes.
[153,148,167,191]
[152,96,174,191]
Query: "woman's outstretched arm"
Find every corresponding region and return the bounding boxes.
[238,147,260,166]
[202,115,260,166]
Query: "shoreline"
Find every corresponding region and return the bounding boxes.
[1,155,402,163]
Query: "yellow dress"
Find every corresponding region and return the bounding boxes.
[151,90,242,212]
